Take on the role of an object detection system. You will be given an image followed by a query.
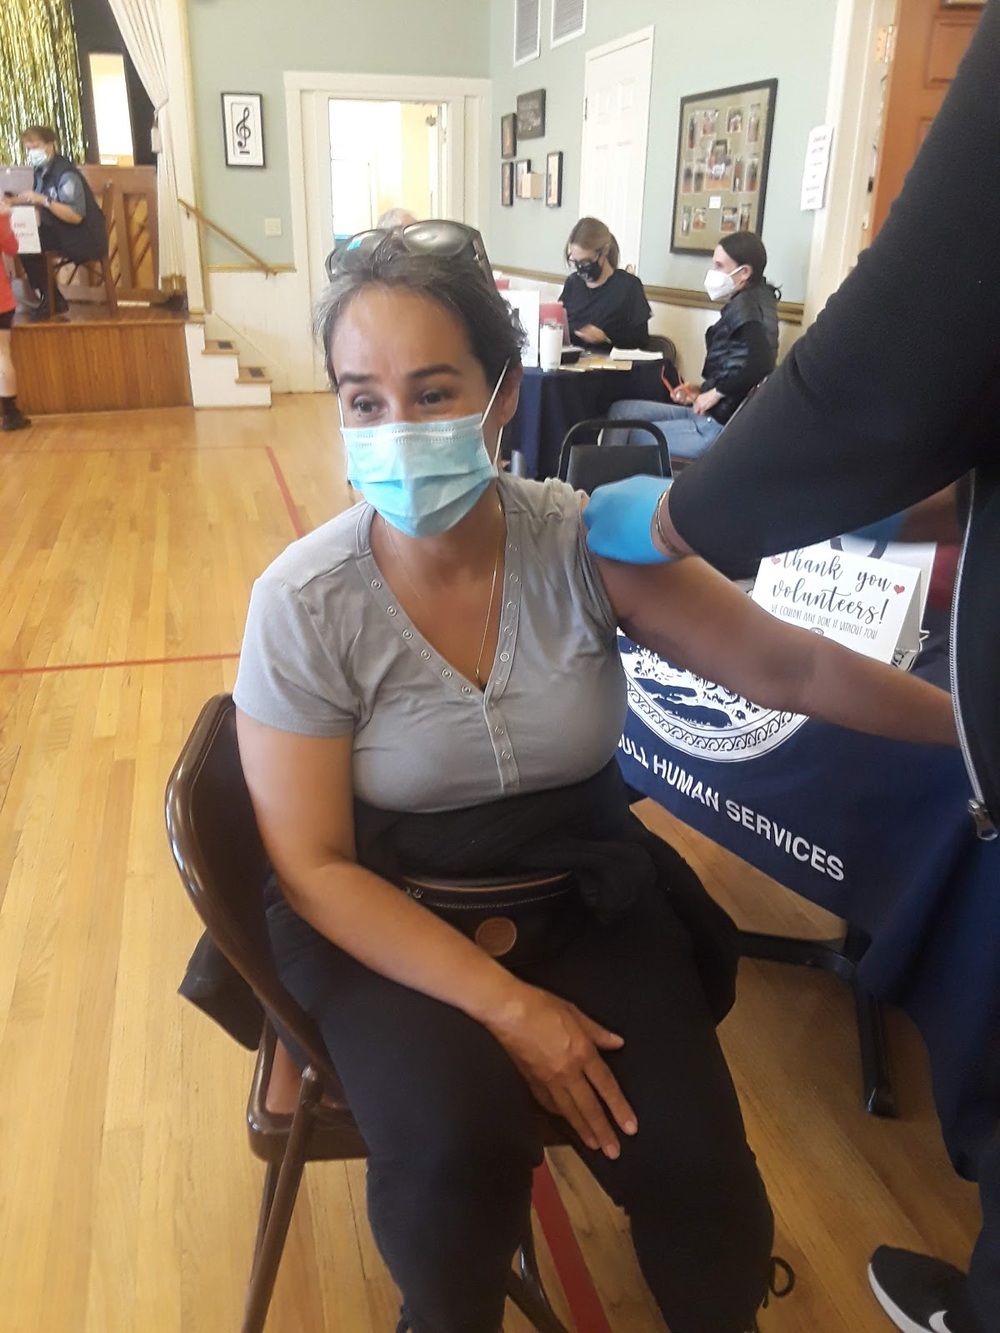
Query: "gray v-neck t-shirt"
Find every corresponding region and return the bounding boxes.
[233,474,627,813]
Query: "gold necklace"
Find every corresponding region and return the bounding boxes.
[382,501,506,690]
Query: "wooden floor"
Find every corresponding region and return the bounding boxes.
[0,397,981,1332]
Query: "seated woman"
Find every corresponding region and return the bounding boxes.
[559,215,651,350]
[234,230,955,1333]
[14,126,108,321]
[608,231,779,460]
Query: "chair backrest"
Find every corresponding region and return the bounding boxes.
[557,417,671,494]
[165,694,341,1092]
[539,301,570,345]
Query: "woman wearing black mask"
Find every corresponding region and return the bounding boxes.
[559,216,651,349]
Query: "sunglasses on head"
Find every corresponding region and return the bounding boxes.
[325,220,494,284]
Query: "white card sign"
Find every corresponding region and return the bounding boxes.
[503,289,540,367]
[801,124,834,211]
[751,542,923,669]
[9,205,41,254]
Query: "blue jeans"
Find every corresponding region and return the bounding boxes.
[606,399,724,460]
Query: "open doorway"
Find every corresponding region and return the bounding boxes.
[327,100,445,242]
[285,69,487,390]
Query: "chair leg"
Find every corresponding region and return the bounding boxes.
[241,1067,322,1333]
[251,1162,280,1268]
[45,254,58,319]
[102,257,118,316]
[506,1222,572,1333]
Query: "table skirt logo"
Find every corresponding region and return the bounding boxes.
[619,635,807,762]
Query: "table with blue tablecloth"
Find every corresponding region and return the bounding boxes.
[616,612,1000,1178]
[505,355,677,479]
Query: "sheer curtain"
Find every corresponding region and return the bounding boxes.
[106,0,184,283]
[0,0,85,165]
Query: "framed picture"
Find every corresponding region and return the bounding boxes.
[515,158,532,199]
[516,89,546,140]
[501,160,514,208]
[500,113,517,159]
[221,92,265,168]
[545,151,563,208]
[670,79,777,255]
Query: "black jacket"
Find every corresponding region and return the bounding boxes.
[33,153,107,263]
[179,761,738,1047]
[671,0,1000,835]
[700,281,779,424]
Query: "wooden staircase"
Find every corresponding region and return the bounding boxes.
[184,324,272,408]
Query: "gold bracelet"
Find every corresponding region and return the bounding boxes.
[652,485,683,560]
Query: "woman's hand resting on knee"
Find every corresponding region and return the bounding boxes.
[484,985,638,1158]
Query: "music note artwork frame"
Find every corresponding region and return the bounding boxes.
[222,93,265,169]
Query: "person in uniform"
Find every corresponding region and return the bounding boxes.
[15,126,108,321]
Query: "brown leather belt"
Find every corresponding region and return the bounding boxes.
[399,870,582,965]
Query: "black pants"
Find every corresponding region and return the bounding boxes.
[268,885,773,1333]
[970,1134,1000,1332]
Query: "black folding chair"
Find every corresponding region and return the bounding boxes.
[556,417,671,494]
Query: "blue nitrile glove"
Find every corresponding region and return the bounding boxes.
[583,475,674,564]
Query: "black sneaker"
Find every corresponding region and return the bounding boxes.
[868,1246,980,1333]
[1,409,31,432]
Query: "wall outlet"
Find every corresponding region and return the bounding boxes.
[263,217,282,237]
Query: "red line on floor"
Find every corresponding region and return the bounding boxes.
[532,1160,613,1333]
[265,445,306,538]
[0,651,240,678]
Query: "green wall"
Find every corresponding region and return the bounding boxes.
[486,0,838,303]
[186,0,489,266]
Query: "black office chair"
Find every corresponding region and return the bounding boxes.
[557,417,671,494]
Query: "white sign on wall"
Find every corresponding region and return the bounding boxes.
[751,542,923,669]
[801,124,834,211]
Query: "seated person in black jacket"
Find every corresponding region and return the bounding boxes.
[14,126,108,321]
[231,227,956,1333]
[607,232,779,460]
[559,216,651,350]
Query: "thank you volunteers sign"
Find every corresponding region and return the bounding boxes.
[750,542,923,668]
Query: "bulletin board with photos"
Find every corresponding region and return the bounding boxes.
[671,79,778,255]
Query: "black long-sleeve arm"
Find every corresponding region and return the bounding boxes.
[669,0,1000,573]
[702,321,774,402]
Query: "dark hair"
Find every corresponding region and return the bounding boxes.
[21,125,58,146]
[719,231,767,282]
[565,217,620,270]
[314,233,525,388]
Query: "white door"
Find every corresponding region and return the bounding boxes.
[579,28,654,272]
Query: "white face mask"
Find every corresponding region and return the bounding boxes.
[703,266,745,302]
[26,147,48,169]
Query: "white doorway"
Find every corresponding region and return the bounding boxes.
[324,99,446,248]
[579,27,654,273]
[284,71,488,391]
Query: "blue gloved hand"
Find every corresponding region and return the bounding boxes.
[583,475,674,564]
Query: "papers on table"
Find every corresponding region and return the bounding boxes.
[609,347,663,360]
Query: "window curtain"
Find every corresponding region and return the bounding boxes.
[105,0,183,284]
[0,0,86,166]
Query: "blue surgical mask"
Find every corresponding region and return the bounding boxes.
[26,147,48,169]
[339,369,508,537]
